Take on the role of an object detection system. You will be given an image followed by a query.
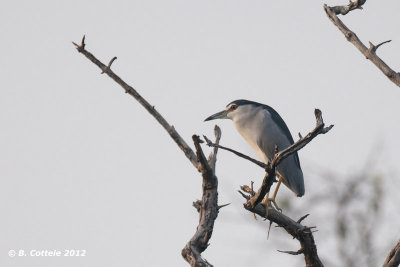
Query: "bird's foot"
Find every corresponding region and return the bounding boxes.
[266,198,282,213]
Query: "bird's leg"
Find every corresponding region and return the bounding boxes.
[265,177,283,212]
[261,177,282,215]
[261,192,271,217]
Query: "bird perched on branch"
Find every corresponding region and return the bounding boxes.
[205,99,304,210]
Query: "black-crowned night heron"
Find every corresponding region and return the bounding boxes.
[205,99,304,209]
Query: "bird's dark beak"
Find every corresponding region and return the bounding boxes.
[204,110,228,121]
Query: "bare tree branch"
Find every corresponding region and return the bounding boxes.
[203,136,266,169]
[383,239,400,267]
[207,126,222,171]
[73,36,221,267]
[242,198,324,267]
[72,35,200,170]
[181,134,220,267]
[324,3,400,88]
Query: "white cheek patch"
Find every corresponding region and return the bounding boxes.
[226,109,234,119]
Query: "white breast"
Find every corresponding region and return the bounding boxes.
[232,106,270,164]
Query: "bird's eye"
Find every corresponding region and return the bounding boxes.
[230,104,237,110]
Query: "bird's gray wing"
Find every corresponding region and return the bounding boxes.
[261,104,301,168]
[257,107,305,196]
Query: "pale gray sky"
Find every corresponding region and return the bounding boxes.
[1,1,400,266]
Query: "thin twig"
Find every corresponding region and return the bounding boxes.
[203,136,266,168]
[72,35,85,52]
[368,40,391,54]
[278,248,304,255]
[101,56,117,74]
[297,214,310,224]
[207,125,222,172]
[217,203,231,210]
[267,220,273,240]
[238,190,250,200]
[240,185,256,196]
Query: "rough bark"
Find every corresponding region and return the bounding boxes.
[181,133,221,267]
[243,202,324,267]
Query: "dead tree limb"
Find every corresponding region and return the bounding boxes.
[73,36,221,266]
[204,135,266,169]
[72,35,199,170]
[383,239,400,267]
[242,197,324,267]
[324,2,400,88]
[181,133,221,267]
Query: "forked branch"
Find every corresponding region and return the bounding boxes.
[324,3,400,87]
[73,36,221,266]
[181,133,220,267]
